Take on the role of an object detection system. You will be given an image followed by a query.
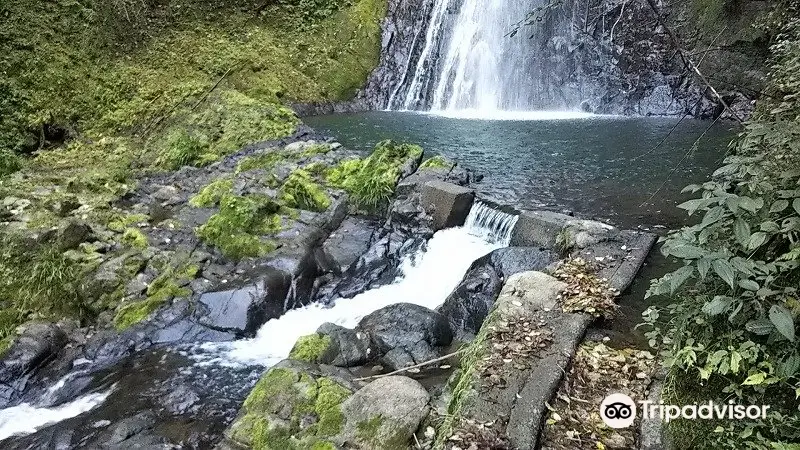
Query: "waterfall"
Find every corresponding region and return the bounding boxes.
[464,200,519,246]
[391,0,592,114]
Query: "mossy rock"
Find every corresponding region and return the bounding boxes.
[326,140,423,211]
[289,333,334,363]
[420,155,454,171]
[196,193,283,259]
[225,361,355,450]
[280,169,332,212]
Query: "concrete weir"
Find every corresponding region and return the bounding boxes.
[421,181,658,448]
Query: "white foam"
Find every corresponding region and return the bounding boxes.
[0,387,113,441]
[424,109,601,121]
[197,226,501,367]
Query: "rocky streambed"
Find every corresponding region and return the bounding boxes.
[0,126,657,449]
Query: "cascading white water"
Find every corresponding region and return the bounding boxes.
[198,201,519,367]
[464,200,519,246]
[0,385,113,441]
[393,0,593,116]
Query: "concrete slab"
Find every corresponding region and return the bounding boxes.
[420,180,475,230]
[509,210,573,248]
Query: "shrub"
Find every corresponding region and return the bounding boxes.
[281,169,331,211]
[0,149,22,177]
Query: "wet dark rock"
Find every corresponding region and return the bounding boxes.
[438,247,557,339]
[194,267,291,336]
[162,385,201,415]
[381,348,415,372]
[316,322,373,367]
[56,220,93,251]
[0,322,67,408]
[357,303,452,355]
[322,217,377,273]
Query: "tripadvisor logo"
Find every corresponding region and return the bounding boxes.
[599,393,770,429]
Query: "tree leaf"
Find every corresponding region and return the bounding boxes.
[747,232,767,251]
[739,196,760,214]
[697,258,711,279]
[702,296,732,316]
[677,198,713,215]
[668,244,706,259]
[769,305,796,342]
[712,259,736,289]
[794,198,800,215]
[738,279,760,291]
[734,218,751,247]
[669,266,694,293]
[770,199,789,213]
[742,372,767,385]
[745,318,774,335]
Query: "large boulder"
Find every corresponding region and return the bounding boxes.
[356,303,452,355]
[194,267,291,336]
[438,247,556,339]
[0,322,67,407]
[289,323,374,367]
[220,360,357,450]
[336,376,430,449]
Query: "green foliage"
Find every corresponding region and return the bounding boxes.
[121,227,148,250]
[156,129,215,170]
[643,11,800,448]
[189,177,234,207]
[420,155,454,170]
[281,169,332,212]
[113,297,166,330]
[236,151,285,174]
[0,149,22,177]
[0,236,84,340]
[326,140,422,211]
[289,333,332,362]
[196,193,282,259]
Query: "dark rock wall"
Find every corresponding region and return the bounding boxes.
[325,0,770,119]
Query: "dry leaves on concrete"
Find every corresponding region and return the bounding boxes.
[447,419,512,450]
[540,341,655,450]
[476,317,554,389]
[553,258,619,318]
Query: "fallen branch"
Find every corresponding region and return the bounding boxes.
[191,67,233,111]
[642,0,744,124]
[352,349,463,382]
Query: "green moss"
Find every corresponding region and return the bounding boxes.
[420,155,454,171]
[236,151,286,174]
[304,161,328,176]
[326,140,422,211]
[107,213,149,232]
[289,334,332,362]
[113,297,165,330]
[121,227,148,250]
[299,143,332,157]
[357,416,385,440]
[156,129,216,170]
[189,177,233,207]
[313,377,349,436]
[309,442,336,450]
[281,169,331,212]
[0,149,22,177]
[196,193,283,259]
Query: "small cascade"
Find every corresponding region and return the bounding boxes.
[464,201,519,246]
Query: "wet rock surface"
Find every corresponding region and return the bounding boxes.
[357,303,452,356]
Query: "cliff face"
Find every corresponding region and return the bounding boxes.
[351,0,770,118]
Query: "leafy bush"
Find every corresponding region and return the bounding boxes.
[156,129,214,170]
[280,169,331,212]
[0,149,22,177]
[642,11,800,448]
[326,140,422,211]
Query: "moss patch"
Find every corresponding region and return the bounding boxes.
[189,177,233,207]
[289,334,333,363]
[281,169,332,212]
[420,155,454,171]
[113,260,196,330]
[326,140,422,211]
[121,227,148,250]
[236,151,286,174]
[232,365,353,449]
[196,193,283,259]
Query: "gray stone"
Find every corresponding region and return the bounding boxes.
[357,303,452,355]
[336,376,430,449]
[194,267,291,336]
[562,219,618,249]
[316,322,373,367]
[381,348,415,372]
[495,271,567,313]
[322,216,375,272]
[420,180,475,231]
[0,322,67,407]
[57,220,93,251]
[509,210,573,249]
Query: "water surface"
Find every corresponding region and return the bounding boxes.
[307,111,735,229]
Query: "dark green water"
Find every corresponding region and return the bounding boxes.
[306,111,736,229]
